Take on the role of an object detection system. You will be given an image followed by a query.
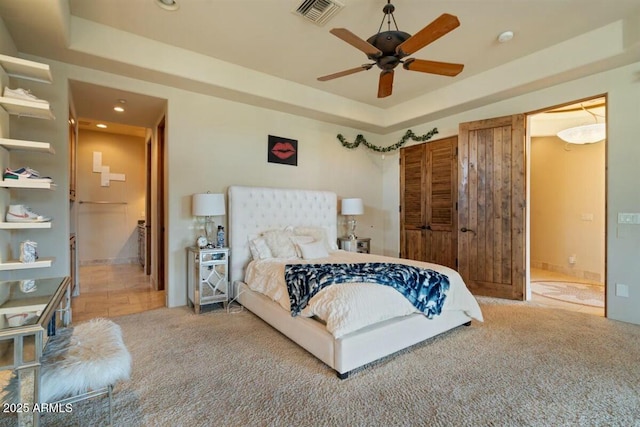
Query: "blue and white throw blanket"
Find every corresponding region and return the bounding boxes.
[285,262,450,318]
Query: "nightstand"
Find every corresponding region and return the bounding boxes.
[187,247,230,313]
[337,237,371,254]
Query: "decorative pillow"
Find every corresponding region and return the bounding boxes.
[262,229,298,258]
[298,240,329,260]
[290,235,315,258]
[248,237,272,260]
[293,226,338,252]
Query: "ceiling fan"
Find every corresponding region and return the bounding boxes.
[317,1,464,98]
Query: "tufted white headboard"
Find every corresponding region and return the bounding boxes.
[228,185,338,289]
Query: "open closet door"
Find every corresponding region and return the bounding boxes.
[458,114,526,300]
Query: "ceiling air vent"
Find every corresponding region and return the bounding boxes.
[293,0,344,26]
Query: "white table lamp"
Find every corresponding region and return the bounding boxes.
[192,193,225,244]
[341,198,364,239]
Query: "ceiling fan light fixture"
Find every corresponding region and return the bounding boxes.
[557,123,606,144]
[155,0,179,11]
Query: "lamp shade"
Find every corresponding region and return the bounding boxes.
[192,193,225,216]
[341,198,364,215]
[557,123,606,144]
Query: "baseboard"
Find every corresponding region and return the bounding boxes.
[531,260,602,284]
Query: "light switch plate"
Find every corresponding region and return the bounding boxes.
[618,213,640,224]
[616,283,629,298]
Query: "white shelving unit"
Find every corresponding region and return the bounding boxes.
[0,180,56,190]
[0,257,54,271]
[0,222,51,230]
[0,54,55,271]
[0,54,53,83]
[0,137,55,154]
[0,96,54,120]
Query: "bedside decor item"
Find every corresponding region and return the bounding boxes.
[268,135,298,166]
[192,192,226,245]
[341,198,364,239]
[216,225,225,248]
[337,128,438,153]
[197,235,208,249]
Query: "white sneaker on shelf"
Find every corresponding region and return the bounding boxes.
[6,205,51,223]
[6,312,38,327]
[2,87,49,104]
[3,167,53,183]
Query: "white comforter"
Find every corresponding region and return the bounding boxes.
[244,250,483,338]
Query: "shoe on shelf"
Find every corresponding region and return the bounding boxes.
[6,312,38,327]
[2,87,49,104]
[3,167,53,183]
[6,205,51,223]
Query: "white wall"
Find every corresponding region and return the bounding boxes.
[382,61,640,325]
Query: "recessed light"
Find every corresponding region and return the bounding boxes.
[497,31,514,43]
[114,106,125,112]
[96,123,107,129]
[155,0,179,11]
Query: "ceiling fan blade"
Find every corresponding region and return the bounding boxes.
[378,70,394,98]
[396,13,460,57]
[317,64,373,81]
[330,28,382,58]
[403,59,464,76]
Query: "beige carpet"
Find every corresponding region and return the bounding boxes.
[531,281,605,307]
[1,298,639,426]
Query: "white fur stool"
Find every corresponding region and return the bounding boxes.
[40,318,131,424]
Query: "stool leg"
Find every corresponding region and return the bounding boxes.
[108,384,113,426]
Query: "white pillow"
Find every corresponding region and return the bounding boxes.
[290,235,315,258]
[262,229,298,258]
[298,240,329,260]
[294,226,338,252]
[248,237,272,260]
[302,283,417,338]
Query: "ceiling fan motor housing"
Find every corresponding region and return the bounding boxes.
[366,30,410,70]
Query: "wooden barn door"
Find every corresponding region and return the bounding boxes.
[400,136,457,269]
[458,115,526,300]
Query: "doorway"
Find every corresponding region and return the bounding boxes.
[527,96,606,316]
[68,80,167,321]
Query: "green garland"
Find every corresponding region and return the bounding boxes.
[337,128,438,153]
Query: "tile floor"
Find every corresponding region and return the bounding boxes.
[529,268,605,317]
[71,264,165,323]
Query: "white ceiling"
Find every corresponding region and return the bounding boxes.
[0,0,636,133]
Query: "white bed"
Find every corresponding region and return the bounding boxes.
[228,185,482,379]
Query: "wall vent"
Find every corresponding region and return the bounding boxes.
[293,0,344,26]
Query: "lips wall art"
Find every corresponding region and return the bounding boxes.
[268,135,298,166]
